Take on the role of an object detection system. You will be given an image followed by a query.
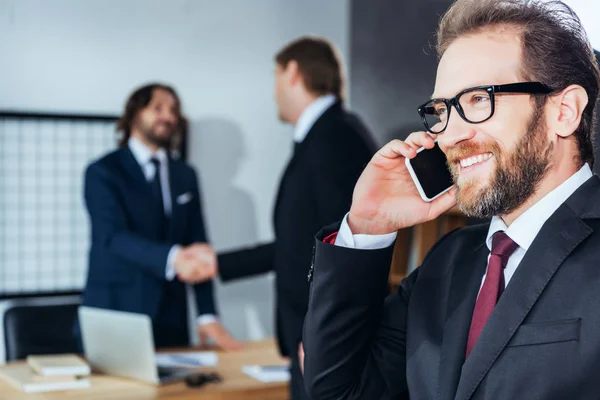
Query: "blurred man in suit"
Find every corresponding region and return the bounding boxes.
[82,83,240,349]
[218,37,377,400]
[302,1,600,399]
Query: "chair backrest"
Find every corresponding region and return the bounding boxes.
[0,294,82,364]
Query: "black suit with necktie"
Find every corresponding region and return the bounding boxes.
[218,102,377,399]
[81,147,215,348]
[304,175,600,400]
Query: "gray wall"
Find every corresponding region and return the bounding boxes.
[350,0,454,145]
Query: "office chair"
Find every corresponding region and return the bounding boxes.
[0,293,81,363]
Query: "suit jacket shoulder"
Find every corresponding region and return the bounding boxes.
[87,147,126,174]
[307,105,377,163]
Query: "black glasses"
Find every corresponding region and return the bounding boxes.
[417,82,553,134]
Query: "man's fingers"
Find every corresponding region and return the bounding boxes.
[180,258,216,283]
[206,327,243,351]
[220,338,243,351]
[427,186,457,220]
[378,139,417,160]
[377,133,438,162]
[404,132,438,150]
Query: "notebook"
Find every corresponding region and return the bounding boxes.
[27,355,91,377]
[0,365,91,393]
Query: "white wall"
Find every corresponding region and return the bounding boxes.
[0,0,350,341]
[562,0,600,50]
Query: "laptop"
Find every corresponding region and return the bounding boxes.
[78,306,196,385]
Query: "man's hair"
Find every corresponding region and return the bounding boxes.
[437,0,600,167]
[275,36,345,101]
[117,83,187,149]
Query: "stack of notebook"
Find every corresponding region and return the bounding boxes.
[0,354,91,393]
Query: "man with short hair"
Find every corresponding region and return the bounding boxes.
[82,83,240,350]
[303,1,600,399]
[218,37,377,399]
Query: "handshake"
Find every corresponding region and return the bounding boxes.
[173,243,218,284]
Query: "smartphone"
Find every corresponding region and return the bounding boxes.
[405,141,454,202]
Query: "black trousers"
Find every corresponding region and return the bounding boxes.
[153,279,189,348]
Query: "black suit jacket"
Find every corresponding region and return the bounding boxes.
[218,102,376,356]
[82,147,216,320]
[304,175,600,400]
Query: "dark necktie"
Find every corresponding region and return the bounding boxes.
[466,231,519,358]
[150,158,168,238]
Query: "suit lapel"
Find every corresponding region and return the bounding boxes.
[120,147,152,193]
[437,241,488,400]
[454,204,593,400]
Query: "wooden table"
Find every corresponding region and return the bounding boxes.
[0,339,289,400]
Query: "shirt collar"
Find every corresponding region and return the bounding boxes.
[293,94,337,143]
[128,136,168,167]
[486,163,593,251]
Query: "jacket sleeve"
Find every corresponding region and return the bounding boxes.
[303,223,412,400]
[217,242,276,282]
[194,280,217,315]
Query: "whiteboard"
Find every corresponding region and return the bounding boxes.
[0,116,117,294]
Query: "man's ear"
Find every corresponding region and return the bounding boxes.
[286,60,300,86]
[550,84,588,138]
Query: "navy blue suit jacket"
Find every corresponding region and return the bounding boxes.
[81,146,216,321]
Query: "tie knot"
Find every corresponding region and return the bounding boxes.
[150,157,161,168]
[491,231,519,258]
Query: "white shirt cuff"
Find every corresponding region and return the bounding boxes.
[165,245,180,281]
[196,314,217,326]
[334,213,397,249]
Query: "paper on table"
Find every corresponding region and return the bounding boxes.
[242,365,290,383]
[155,352,218,368]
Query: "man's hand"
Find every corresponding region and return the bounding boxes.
[198,322,243,351]
[174,243,217,283]
[298,342,305,374]
[348,132,457,235]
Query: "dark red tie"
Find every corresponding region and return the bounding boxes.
[465,231,518,358]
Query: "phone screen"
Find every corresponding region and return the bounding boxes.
[408,142,453,200]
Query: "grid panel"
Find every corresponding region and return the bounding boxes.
[0,116,118,295]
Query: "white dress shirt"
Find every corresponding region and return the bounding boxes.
[128,137,216,326]
[335,164,593,292]
[294,94,337,143]
[480,164,592,291]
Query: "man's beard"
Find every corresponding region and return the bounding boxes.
[448,108,554,219]
[141,123,174,149]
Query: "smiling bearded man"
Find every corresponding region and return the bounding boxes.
[301,0,600,399]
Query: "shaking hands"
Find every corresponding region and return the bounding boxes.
[173,243,218,283]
